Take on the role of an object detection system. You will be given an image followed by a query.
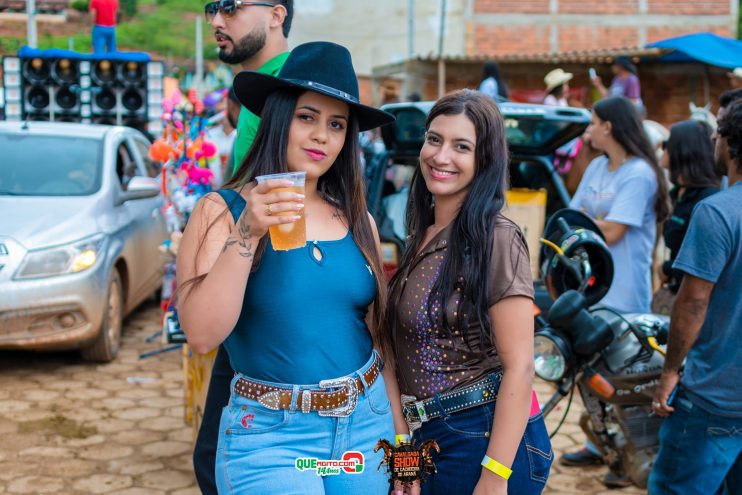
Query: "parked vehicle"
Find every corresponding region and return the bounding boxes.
[534,209,671,488]
[0,121,167,361]
[364,100,591,312]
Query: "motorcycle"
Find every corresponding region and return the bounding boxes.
[534,209,673,488]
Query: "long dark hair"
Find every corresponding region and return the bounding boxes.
[666,120,721,188]
[593,96,670,222]
[387,89,510,353]
[548,84,565,99]
[483,61,509,100]
[181,88,390,359]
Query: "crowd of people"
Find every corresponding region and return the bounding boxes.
[168,1,742,494]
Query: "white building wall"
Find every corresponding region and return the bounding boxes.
[291,0,466,76]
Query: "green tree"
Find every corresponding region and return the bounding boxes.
[121,0,137,17]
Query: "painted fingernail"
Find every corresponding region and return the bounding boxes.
[296,194,305,199]
[295,204,304,210]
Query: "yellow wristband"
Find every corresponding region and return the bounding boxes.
[481,455,512,480]
[395,434,411,445]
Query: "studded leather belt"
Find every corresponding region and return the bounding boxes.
[401,371,502,433]
[233,353,382,418]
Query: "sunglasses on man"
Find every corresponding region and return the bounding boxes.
[204,0,275,22]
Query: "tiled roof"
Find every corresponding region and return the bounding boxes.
[409,47,665,64]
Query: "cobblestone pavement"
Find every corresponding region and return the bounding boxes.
[0,302,647,494]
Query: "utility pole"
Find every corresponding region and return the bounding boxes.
[27,0,38,48]
[437,0,447,97]
[437,0,446,57]
[407,0,414,59]
[195,16,204,98]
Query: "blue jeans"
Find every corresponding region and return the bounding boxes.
[413,398,553,494]
[215,352,395,494]
[648,389,742,495]
[92,25,117,53]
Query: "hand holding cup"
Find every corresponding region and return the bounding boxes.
[252,172,307,250]
[241,177,305,240]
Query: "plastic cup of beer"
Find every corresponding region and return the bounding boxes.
[255,171,306,250]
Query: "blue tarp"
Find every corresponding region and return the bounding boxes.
[17,46,151,62]
[646,32,742,69]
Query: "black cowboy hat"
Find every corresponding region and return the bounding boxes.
[233,41,395,132]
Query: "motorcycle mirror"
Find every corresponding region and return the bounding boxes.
[547,290,614,356]
[573,316,614,356]
[546,290,586,328]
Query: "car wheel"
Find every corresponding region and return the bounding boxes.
[81,269,124,362]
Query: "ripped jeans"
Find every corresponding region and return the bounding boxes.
[649,388,742,495]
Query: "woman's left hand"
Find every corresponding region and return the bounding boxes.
[472,470,507,495]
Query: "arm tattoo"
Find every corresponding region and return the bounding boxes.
[221,215,255,259]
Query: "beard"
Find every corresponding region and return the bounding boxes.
[218,26,267,65]
[715,155,730,177]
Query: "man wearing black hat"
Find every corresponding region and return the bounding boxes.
[590,56,644,111]
[194,1,294,493]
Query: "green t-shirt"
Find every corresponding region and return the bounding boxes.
[232,51,290,173]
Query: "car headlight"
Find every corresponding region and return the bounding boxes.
[14,234,107,280]
[534,332,571,382]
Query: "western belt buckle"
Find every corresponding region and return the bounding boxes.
[401,394,424,433]
[318,376,358,417]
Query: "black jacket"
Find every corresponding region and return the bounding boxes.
[662,186,720,292]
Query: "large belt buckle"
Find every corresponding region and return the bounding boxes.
[318,376,358,417]
[401,394,425,433]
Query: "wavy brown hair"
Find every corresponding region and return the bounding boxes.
[179,88,390,360]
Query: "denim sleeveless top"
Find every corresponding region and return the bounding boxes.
[214,189,376,384]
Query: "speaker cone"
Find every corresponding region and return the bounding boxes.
[51,58,78,85]
[92,60,117,86]
[55,86,78,110]
[95,88,117,111]
[23,58,50,84]
[122,89,143,111]
[119,61,145,86]
[93,116,116,125]
[27,85,50,109]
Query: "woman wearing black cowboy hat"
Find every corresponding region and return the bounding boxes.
[176,41,404,494]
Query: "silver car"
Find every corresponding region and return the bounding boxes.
[0,122,167,361]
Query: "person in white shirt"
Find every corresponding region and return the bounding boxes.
[478,61,509,101]
[543,68,572,107]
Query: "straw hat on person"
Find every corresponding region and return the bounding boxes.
[544,68,574,93]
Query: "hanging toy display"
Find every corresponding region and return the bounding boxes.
[149,87,219,342]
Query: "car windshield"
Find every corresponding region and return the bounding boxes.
[381,105,584,154]
[503,117,574,149]
[0,134,102,196]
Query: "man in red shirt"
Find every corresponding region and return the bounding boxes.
[89,0,119,53]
